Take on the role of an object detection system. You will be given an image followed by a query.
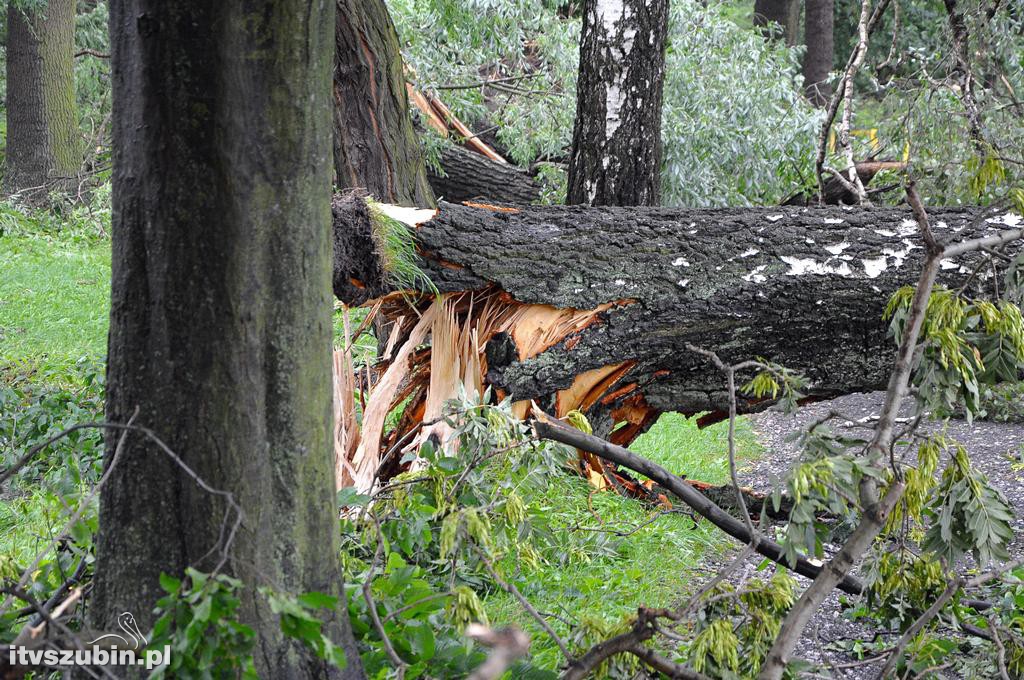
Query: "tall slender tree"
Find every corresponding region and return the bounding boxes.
[567,0,670,207]
[753,0,801,46]
[802,0,834,107]
[3,0,79,197]
[333,0,434,207]
[92,1,364,677]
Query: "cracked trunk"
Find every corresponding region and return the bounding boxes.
[94,2,363,677]
[567,0,669,206]
[334,200,1011,446]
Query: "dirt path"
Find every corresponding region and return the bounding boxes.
[709,392,1024,678]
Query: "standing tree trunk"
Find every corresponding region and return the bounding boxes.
[566,0,670,207]
[802,0,834,107]
[93,1,364,677]
[3,0,79,197]
[334,0,434,207]
[754,0,801,46]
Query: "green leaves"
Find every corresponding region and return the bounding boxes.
[149,568,257,679]
[690,619,741,675]
[264,590,348,668]
[885,286,1024,420]
[149,571,352,677]
[922,445,1015,566]
[740,361,806,413]
[966,149,1007,199]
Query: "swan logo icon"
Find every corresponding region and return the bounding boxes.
[88,612,148,650]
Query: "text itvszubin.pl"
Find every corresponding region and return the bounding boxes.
[7,644,171,670]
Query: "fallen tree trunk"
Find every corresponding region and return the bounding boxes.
[333,197,1016,444]
[426,143,542,205]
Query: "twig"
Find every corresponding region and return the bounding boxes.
[473,545,572,662]
[0,415,244,618]
[989,617,1012,680]
[434,73,541,91]
[363,512,407,679]
[561,607,711,680]
[627,645,710,679]
[381,591,454,624]
[74,48,110,59]
[533,414,866,596]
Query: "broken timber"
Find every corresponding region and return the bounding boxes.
[333,195,1019,448]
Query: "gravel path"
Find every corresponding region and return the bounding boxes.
[708,392,1024,678]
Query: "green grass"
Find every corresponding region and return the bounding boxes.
[485,413,761,669]
[0,201,767,669]
[0,235,111,371]
[0,232,371,375]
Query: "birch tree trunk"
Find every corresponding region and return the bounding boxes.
[566,0,670,206]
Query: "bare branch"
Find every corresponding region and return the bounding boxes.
[363,512,408,679]
[532,413,866,596]
[474,545,573,662]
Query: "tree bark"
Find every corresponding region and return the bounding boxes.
[426,143,542,205]
[95,2,364,677]
[334,201,1010,441]
[802,0,834,107]
[566,0,670,207]
[754,0,801,46]
[3,0,79,197]
[333,0,435,207]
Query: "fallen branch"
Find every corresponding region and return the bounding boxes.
[561,607,710,680]
[531,411,866,596]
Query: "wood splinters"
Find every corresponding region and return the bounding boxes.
[462,201,520,213]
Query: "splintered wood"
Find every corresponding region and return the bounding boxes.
[332,289,641,493]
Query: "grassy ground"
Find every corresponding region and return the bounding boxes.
[486,413,761,669]
[1,205,765,671]
[1,203,112,570]
[0,236,111,370]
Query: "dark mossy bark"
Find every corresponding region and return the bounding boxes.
[803,0,834,107]
[334,201,1010,437]
[4,0,79,197]
[95,2,364,677]
[333,0,434,207]
[566,0,670,207]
